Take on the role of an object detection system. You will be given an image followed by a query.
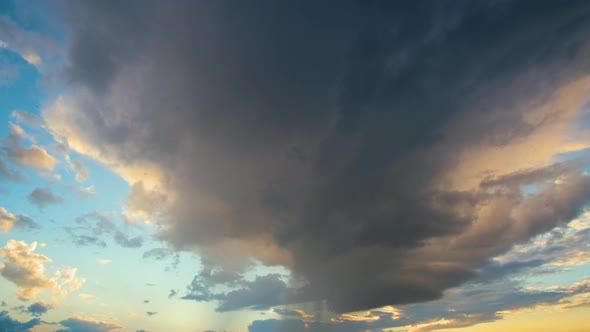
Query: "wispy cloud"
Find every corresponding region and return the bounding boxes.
[66,211,143,249]
[1,123,57,172]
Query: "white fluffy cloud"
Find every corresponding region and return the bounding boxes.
[0,240,84,300]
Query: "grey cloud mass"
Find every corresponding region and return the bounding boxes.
[183,273,298,312]
[56,316,122,332]
[27,187,63,209]
[247,279,590,332]
[0,310,40,331]
[26,301,51,316]
[49,0,590,313]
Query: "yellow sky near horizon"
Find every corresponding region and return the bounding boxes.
[437,306,590,332]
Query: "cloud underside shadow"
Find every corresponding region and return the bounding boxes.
[43,0,590,313]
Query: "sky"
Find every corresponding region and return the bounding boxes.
[1,0,590,331]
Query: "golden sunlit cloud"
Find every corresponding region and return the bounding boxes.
[0,240,84,300]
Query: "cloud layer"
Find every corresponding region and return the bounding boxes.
[57,316,122,332]
[44,0,590,313]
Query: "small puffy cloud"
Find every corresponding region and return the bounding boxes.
[2,123,57,172]
[97,259,111,265]
[26,301,52,316]
[0,310,40,331]
[76,185,96,197]
[56,316,123,332]
[146,311,157,316]
[0,240,85,300]
[168,289,177,299]
[27,187,64,209]
[0,207,40,233]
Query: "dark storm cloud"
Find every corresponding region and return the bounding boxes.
[56,0,590,313]
[27,187,63,209]
[0,310,40,331]
[67,211,143,248]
